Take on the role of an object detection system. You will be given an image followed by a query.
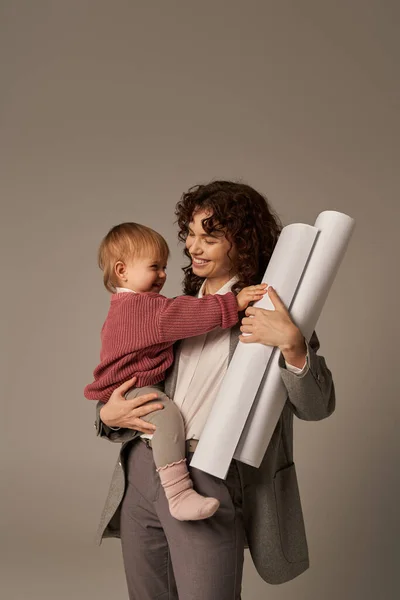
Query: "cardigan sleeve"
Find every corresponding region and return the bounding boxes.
[279,331,336,421]
[156,292,238,343]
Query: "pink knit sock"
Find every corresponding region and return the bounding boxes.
[157,459,220,521]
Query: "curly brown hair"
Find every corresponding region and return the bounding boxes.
[175,180,282,296]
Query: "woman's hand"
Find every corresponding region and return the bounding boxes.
[99,377,164,434]
[239,286,307,368]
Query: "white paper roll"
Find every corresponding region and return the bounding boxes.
[189,224,319,479]
[234,210,355,467]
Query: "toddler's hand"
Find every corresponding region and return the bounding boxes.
[236,284,267,311]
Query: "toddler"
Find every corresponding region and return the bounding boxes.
[85,222,266,521]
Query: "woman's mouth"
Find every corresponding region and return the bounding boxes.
[191,257,210,267]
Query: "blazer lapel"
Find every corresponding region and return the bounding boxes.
[164,342,182,398]
[229,323,240,362]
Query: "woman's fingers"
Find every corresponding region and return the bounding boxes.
[267,287,289,313]
[240,325,253,333]
[241,316,254,326]
[114,376,137,398]
[132,418,157,433]
[133,402,164,417]
[128,402,165,431]
[128,393,160,408]
[239,333,256,343]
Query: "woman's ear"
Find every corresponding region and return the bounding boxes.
[114,261,128,283]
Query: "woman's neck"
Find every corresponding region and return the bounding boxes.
[203,274,236,295]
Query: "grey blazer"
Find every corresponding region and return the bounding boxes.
[94,325,335,585]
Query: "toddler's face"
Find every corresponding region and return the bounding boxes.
[124,255,167,294]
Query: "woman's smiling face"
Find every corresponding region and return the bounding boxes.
[185,210,237,290]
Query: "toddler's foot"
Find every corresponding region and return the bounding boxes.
[157,459,220,521]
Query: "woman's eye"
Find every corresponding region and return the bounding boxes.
[205,239,216,245]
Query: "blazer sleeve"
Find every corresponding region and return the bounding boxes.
[94,400,140,444]
[279,331,336,421]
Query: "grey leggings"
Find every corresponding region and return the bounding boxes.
[125,383,186,468]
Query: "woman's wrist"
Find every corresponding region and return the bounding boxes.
[99,403,117,428]
[279,327,307,368]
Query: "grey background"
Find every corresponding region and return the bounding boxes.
[1,1,399,599]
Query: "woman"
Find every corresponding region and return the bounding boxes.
[95,181,335,599]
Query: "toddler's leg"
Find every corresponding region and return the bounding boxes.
[126,386,219,521]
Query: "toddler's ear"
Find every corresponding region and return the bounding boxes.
[115,260,128,282]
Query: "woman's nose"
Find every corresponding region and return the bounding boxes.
[189,237,202,254]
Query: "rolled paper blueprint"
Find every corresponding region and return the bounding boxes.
[189,223,319,479]
[234,210,355,468]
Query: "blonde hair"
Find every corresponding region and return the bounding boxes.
[98,222,170,292]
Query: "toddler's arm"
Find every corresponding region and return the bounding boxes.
[156,284,267,343]
[157,292,238,343]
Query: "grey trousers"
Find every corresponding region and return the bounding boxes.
[126,384,185,469]
[120,439,245,600]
